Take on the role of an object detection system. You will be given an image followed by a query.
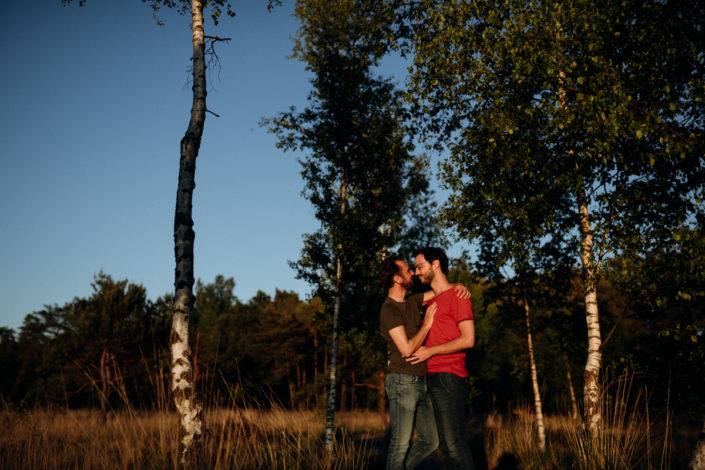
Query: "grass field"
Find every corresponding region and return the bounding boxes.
[0,401,696,470]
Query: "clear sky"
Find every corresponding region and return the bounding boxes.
[0,0,460,331]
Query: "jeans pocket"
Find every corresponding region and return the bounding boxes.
[397,374,417,386]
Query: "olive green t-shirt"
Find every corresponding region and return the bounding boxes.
[379,293,427,376]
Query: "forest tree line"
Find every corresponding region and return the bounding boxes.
[1,244,702,423]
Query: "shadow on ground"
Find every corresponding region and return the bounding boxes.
[361,425,495,470]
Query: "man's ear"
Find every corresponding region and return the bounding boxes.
[391,273,401,285]
[432,259,441,270]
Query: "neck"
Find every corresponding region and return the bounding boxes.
[431,272,452,295]
[387,284,407,302]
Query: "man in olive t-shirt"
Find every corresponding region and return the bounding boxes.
[379,256,470,470]
[379,256,438,470]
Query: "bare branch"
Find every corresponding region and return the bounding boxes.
[204,36,232,89]
[600,296,634,350]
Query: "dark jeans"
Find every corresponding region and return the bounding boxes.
[385,373,439,470]
[428,372,475,470]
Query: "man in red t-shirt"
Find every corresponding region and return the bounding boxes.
[408,247,476,470]
[379,256,471,470]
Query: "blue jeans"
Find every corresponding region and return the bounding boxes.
[428,373,475,470]
[385,373,439,470]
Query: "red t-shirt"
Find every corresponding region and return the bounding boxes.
[425,289,474,377]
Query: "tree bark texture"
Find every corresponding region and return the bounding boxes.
[578,194,603,433]
[170,0,206,465]
[523,292,546,452]
[325,174,347,455]
[558,66,602,433]
[324,254,341,455]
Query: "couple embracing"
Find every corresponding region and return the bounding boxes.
[379,247,476,470]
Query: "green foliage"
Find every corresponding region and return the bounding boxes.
[3,273,170,409]
[188,276,329,408]
[0,265,700,420]
[605,228,705,413]
[263,0,444,396]
[402,0,704,272]
[396,0,704,426]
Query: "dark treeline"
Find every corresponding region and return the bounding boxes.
[2,247,702,423]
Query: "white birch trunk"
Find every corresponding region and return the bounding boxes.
[170,0,206,464]
[325,175,347,454]
[558,66,602,433]
[523,292,546,452]
[578,196,602,433]
[324,254,341,454]
[689,418,705,470]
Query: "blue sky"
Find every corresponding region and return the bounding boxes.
[0,0,459,330]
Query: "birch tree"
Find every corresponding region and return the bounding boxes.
[60,0,280,463]
[265,0,440,453]
[399,0,704,433]
[522,289,545,451]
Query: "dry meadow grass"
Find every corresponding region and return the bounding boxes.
[0,407,386,470]
[0,374,687,470]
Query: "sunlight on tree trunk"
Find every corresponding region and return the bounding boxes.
[523,291,546,452]
[558,66,602,433]
[579,194,602,433]
[170,0,206,464]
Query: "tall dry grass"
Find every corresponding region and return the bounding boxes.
[2,372,685,469]
[0,406,386,470]
[482,373,676,470]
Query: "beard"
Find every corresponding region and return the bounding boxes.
[420,269,434,285]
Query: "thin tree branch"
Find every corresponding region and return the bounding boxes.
[600,296,634,350]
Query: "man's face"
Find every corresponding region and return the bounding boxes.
[394,260,414,289]
[414,254,434,285]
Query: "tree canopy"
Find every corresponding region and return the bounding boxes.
[398,0,704,430]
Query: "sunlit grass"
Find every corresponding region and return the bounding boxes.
[0,373,685,469]
[0,406,381,470]
[481,374,678,470]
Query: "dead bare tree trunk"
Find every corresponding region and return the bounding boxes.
[170,0,206,464]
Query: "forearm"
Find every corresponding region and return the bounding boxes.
[405,323,431,355]
[426,335,473,357]
[422,283,467,305]
[426,320,475,357]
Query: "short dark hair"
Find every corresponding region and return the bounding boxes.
[413,247,449,274]
[380,256,403,289]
